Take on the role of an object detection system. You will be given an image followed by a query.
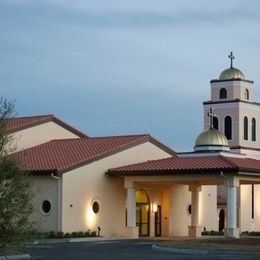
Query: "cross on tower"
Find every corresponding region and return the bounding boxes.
[228,51,235,68]
[207,107,216,129]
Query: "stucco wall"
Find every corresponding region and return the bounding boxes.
[30,175,59,232]
[211,81,253,102]
[169,185,190,236]
[254,185,260,231]
[204,102,260,149]
[199,185,218,231]
[61,141,172,236]
[240,184,253,232]
[10,121,80,152]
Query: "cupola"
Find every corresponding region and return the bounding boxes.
[219,52,245,80]
[194,108,230,152]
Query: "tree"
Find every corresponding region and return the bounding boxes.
[0,98,33,254]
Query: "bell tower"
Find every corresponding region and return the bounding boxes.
[203,52,260,158]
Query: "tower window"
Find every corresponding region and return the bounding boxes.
[244,89,249,100]
[220,88,227,99]
[244,116,248,140]
[252,118,256,141]
[224,116,232,140]
[213,117,219,130]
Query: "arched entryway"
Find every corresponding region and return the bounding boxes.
[219,209,225,231]
[136,190,150,236]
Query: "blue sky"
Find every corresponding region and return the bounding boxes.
[1,0,260,151]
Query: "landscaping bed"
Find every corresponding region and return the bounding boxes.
[156,237,260,251]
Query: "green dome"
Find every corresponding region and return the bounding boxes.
[194,128,229,151]
[219,67,245,80]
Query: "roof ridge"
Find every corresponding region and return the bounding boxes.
[90,134,150,139]
[9,114,54,119]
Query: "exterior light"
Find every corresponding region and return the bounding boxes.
[152,203,158,213]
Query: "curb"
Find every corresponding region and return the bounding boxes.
[0,254,31,259]
[70,237,125,243]
[32,236,126,244]
[152,244,208,255]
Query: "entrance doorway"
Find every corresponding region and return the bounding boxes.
[219,209,225,231]
[136,190,150,236]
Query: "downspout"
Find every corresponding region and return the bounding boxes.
[51,173,61,232]
[220,171,231,237]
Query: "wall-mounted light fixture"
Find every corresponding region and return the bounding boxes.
[152,203,158,213]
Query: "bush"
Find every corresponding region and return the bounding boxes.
[201,230,224,236]
[30,229,98,239]
[90,231,97,237]
[56,232,64,238]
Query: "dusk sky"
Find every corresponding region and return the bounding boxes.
[1,0,260,151]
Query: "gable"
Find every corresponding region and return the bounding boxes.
[7,115,87,152]
[13,134,175,174]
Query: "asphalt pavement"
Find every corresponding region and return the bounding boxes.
[25,239,260,260]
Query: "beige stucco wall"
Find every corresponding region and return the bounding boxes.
[199,185,218,231]
[254,185,260,231]
[204,102,260,149]
[61,141,172,236]
[30,175,59,232]
[168,184,217,236]
[240,184,253,232]
[10,121,80,152]
[211,81,253,102]
[169,185,190,236]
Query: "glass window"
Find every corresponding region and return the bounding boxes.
[187,204,192,216]
[252,118,256,141]
[42,200,51,214]
[245,89,249,100]
[92,201,100,214]
[220,88,227,99]
[244,116,248,140]
[213,117,219,130]
[224,116,232,140]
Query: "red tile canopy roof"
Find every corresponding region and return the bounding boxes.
[107,155,260,176]
[13,134,175,174]
[6,114,87,137]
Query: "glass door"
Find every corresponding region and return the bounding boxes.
[136,204,150,236]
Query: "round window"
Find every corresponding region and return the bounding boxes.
[42,200,51,214]
[92,201,100,214]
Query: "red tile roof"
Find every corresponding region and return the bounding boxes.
[13,134,175,174]
[107,155,260,176]
[6,114,87,137]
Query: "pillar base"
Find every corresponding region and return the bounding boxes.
[224,228,239,238]
[188,226,202,238]
[124,227,139,239]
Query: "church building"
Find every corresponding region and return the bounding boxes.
[7,53,260,239]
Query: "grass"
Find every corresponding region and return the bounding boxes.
[156,237,260,251]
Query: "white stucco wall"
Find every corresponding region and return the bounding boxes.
[30,175,59,232]
[61,141,172,236]
[10,121,80,152]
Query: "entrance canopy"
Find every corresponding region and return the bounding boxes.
[107,155,260,239]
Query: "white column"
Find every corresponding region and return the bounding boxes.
[227,186,237,229]
[225,177,240,238]
[191,187,199,226]
[127,187,136,227]
[188,185,202,237]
